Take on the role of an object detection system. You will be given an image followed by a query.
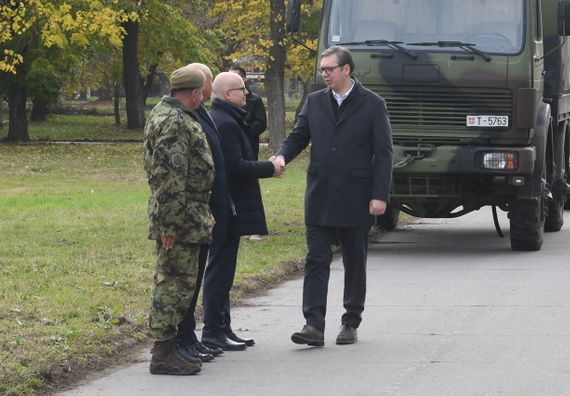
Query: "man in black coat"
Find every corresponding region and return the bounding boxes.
[201,71,282,351]
[174,63,228,362]
[274,45,393,346]
[228,65,267,160]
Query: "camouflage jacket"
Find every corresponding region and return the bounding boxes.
[144,96,215,243]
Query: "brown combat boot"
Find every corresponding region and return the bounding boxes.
[149,339,202,375]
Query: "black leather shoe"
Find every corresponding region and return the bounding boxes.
[193,341,223,357]
[177,340,214,362]
[291,324,324,347]
[202,334,247,351]
[336,325,358,345]
[226,329,255,346]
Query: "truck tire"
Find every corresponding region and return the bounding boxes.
[565,162,570,208]
[565,126,570,209]
[379,204,400,230]
[546,121,564,231]
[545,188,564,231]
[509,192,545,251]
[565,171,570,209]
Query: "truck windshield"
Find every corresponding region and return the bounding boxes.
[327,0,524,55]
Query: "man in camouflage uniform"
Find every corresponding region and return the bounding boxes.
[144,66,215,375]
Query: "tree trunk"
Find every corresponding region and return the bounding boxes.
[113,83,121,127]
[295,79,312,119]
[7,86,29,141]
[266,0,288,151]
[122,21,145,129]
[30,101,49,122]
[0,96,4,130]
[143,63,159,103]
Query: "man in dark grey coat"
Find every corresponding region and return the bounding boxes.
[201,72,282,351]
[274,45,393,346]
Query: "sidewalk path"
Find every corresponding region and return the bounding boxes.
[61,209,570,395]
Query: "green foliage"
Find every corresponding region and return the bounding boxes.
[138,0,221,69]
[285,0,323,82]
[0,0,130,75]
[1,0,133,140]
[210,0,322,82]
[27,57,62,106]
[1,0,223,114]
[79,0,223,101]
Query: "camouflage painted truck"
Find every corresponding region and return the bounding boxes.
[287,0,570,251]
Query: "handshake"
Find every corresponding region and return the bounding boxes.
[269,155,286,178]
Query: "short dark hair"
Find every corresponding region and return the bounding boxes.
[321,45,355,74]
[229,65,247,79]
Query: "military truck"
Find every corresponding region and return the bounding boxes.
[287,0,570,250]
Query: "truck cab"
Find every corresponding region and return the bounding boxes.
[288,0,570,250]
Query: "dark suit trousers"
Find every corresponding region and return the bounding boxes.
[304,225,369,332]
[176,244,210,342]
[202,218,240,337]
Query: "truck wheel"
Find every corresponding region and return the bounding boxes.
[565,175,570,209]
[379,204,400,230]
[565,166,570,208]
[509,185,545,251]
[546,121,565,231]
[545,188,564,231]
[565,126,570,209]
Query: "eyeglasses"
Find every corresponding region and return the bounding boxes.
[319,65,344,74]
[227,86,247,94]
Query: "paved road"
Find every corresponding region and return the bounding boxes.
[61,208,570,395]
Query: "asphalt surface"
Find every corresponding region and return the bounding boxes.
[61,208,570,396]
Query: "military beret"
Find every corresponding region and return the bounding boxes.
[170,66,205,90]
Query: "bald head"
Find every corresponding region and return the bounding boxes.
[187,63,214,102]
[213,72,248,107]
[212,72,243,96]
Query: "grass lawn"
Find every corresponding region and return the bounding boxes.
[27,114,144,141]
[0,142,309,395]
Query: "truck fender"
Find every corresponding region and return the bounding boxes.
[532,102,551,184]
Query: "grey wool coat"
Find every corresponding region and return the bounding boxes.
[277,80,393,228]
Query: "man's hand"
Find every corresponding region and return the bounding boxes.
[160,235,176,250]
[273,155,286,168]
[269,155,286,178]
[369,199,387,216]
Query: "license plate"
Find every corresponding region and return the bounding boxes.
[466,115,509,127]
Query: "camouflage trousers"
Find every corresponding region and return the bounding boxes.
[149,239,201,342]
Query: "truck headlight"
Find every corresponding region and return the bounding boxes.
[481,152,518,170]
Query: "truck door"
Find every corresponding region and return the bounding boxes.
[532,0,545,91]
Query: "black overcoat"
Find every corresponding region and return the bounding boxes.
[195,104,234,242]
[277,80,393,227]
[210,98,274,236]
[243,90,267,160]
